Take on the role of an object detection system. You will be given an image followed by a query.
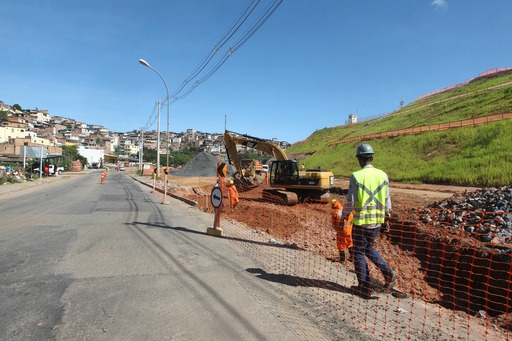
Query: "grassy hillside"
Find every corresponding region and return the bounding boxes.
[287,70,512,187]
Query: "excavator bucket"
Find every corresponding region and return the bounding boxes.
[233,177,257,192]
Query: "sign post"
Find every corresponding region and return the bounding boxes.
[162,167,170,205]
[216,161,227,197]
[151,168,157,193]
[206,183,224,236]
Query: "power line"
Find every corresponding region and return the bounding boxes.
[142,102,158,131]
[169,0,262,99]
[171,0,284,102]
[144,0,284,125]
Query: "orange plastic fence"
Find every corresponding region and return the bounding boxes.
[212,191,512,341]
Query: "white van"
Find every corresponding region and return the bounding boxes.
[262,165,269,173]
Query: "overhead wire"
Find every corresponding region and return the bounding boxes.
[145,0,284,125]
[142,101,158,131]
[169,0,261,99]
[172,0,284,102]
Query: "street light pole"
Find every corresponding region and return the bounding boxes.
[138,59,170,168]
[139,128,144,172]
[139,58,170,205]
[156,100,161,177]
[140,129,144,171]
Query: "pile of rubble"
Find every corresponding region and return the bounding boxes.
[171,152,235,177]
[419,186,512,247]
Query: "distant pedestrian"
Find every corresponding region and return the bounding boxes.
[227,179,239,210]
[341,144,397,299]
[330,199,353,263]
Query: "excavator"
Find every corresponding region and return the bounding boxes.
[224,130,335,205]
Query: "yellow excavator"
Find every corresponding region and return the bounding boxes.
[224,130,335,205]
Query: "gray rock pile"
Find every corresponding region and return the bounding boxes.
[171,152,235,177]
[419,186,512,246]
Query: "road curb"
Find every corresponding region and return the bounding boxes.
[130,175,198,207]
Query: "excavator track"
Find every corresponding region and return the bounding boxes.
[262,189,299,206]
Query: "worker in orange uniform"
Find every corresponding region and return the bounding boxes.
[331,199,354,263]
[227,179,239,210]
[264,170,269,185]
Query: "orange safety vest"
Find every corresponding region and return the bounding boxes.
[227,185,239,207]
[331,202,354,250]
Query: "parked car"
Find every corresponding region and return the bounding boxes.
[33,165,64,175]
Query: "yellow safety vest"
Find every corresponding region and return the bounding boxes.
[351,167,388,226]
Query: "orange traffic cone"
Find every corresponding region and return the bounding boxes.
[101,171,106,184]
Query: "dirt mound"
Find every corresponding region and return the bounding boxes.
[171,152,235,177]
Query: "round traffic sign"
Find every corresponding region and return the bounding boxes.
[210,186,223,208]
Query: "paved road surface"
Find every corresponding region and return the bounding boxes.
[0,170,372,340]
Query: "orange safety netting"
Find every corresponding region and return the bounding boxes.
[211,196,512,341]
[165,177,512,340]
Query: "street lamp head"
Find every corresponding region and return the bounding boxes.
[138,59,150,68]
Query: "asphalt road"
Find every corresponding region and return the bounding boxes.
[0,171,372,341]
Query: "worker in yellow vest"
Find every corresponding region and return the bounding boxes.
[340,144,398,299]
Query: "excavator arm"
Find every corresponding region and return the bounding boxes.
[224,130,288,181]
[224,130,288,161]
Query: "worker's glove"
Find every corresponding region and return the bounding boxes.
[381,215,391,234]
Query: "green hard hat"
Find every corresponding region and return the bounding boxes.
[356,144,374,158]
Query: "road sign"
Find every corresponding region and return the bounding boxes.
[217,162,226,178]
[210,186,223,208]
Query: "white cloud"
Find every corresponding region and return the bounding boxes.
[431,0,448,10]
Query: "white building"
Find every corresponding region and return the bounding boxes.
[78,146,105,166]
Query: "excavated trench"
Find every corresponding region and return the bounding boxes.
[392,186,512,318]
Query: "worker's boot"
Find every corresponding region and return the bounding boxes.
[339,250,346,263]
[348,247,354,262]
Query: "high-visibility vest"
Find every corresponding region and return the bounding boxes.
[351,167,388,226]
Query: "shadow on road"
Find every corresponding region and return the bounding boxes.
[130,221,306,251]
[246,268,351,294]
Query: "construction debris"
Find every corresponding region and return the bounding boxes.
[419,186,512,247]
[170,152,235,177]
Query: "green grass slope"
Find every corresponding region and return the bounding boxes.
[287,70,512,187]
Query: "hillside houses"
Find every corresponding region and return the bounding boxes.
[0,101,290,166]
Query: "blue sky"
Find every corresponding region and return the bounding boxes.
[1,0,511,143]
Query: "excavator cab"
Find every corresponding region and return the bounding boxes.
[269,160,299,186]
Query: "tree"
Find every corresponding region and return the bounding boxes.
[140,147,156,164]
[0,110,7,122]
[61,145,87,170]
[95,137,105,146]
[169,145,196,166]
[13,104,22,111]
[140,145,197,167]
